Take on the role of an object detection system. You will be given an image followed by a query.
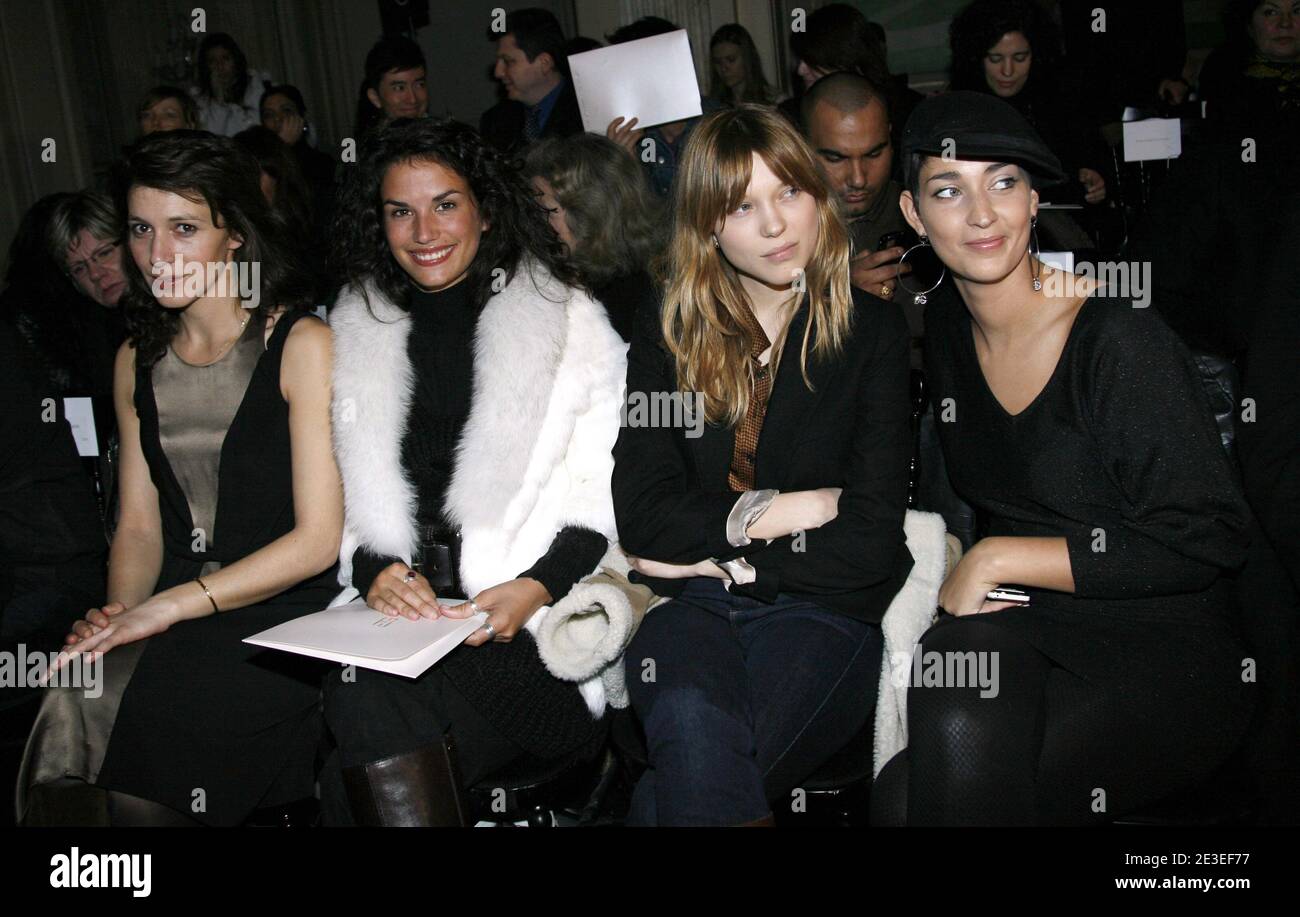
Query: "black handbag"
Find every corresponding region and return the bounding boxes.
[411,524,466,600]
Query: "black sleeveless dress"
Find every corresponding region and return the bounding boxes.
[21,310,337,826]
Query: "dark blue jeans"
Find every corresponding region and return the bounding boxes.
[624,577,883,826]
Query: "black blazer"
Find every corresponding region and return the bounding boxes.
[479,80,584,153]
[612,287,914,623]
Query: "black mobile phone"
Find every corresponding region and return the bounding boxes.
[876,229,912,252]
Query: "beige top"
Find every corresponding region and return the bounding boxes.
[152,313,266,575]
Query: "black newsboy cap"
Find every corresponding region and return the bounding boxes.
[900,91,1066,189]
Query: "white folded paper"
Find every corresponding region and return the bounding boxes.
[568,29,702,133]
[1122,118,1181,162]
[243,599,487,678]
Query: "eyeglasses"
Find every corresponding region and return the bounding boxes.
[67,241,120,280]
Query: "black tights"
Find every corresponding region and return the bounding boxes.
[871,614,1253,825]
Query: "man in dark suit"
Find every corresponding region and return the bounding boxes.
[479,8,583,153]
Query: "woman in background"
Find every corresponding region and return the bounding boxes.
[1198,0,1300,138]
[709,23,780,106]
[192,32,272,137]
[232,126,314,225]
[259,83,337,216]
[234,125,327,301]
[524,132,663,341]
[948,0,1108,204]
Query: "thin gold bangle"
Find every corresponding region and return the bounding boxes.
[195,577,219,613]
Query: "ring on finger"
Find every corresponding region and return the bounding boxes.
[481,622,497,640]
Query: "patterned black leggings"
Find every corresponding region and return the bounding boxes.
[870,612,1254,825]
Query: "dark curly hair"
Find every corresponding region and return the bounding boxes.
[115,130,314,368]
[330,116,577,316]
[948,0,1061,98]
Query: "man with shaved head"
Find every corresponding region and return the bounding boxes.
[802,72,920,359]
[804,73,974,549]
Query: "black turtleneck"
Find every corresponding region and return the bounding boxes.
[350,278,607,603]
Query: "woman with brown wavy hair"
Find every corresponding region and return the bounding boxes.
[611,104,914,825]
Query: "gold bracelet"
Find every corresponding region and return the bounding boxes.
[195,577,219,613]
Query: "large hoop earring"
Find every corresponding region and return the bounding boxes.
[896,235,946,305]
[1030,216,1043,292]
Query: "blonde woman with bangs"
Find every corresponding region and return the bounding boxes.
[611,104,914,826]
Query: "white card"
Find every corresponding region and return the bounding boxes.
[1122,118,1181,162]
[63,397,98,457]
[244,598,487,678]
[569,30,703,133]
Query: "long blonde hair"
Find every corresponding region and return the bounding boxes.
[658,104,853,427]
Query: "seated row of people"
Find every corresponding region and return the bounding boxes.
[12,90,1260,825]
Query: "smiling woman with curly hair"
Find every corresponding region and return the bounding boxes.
[322,117,632,826]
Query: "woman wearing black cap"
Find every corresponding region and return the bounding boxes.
[869,92,1255,825]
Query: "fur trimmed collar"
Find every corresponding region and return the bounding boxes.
[330,260,627,597]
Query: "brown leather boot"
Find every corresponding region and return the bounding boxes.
[342,732,470,827]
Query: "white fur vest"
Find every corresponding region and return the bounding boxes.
[329,259,628,654]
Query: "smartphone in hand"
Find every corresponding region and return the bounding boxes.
[987,587,1031,605]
